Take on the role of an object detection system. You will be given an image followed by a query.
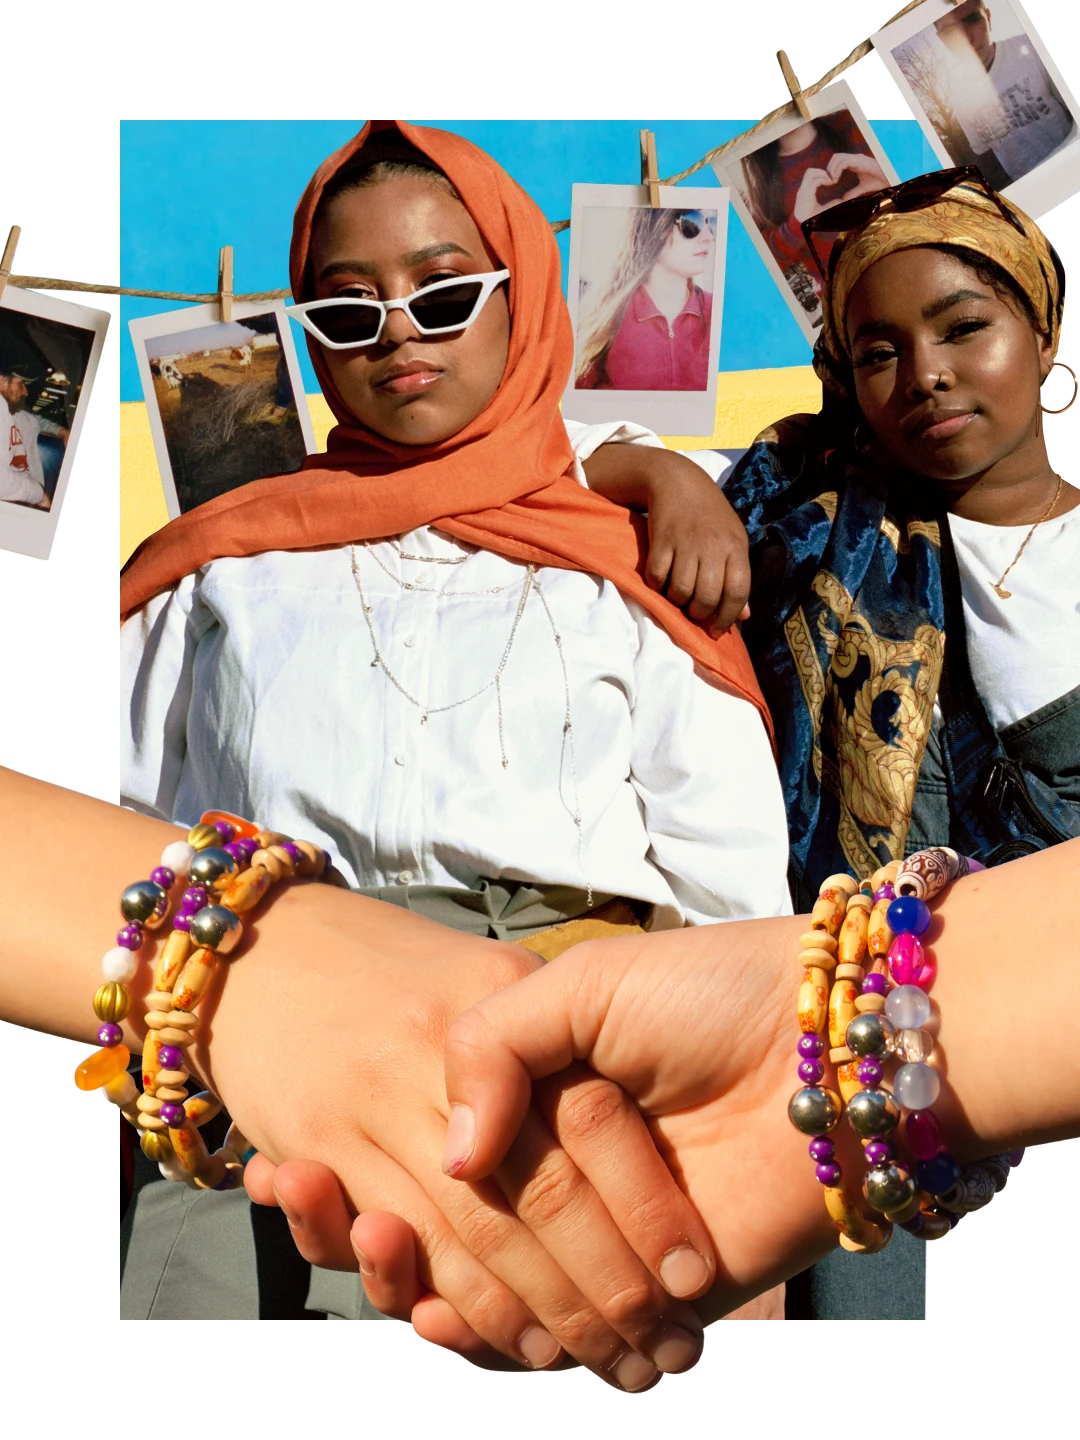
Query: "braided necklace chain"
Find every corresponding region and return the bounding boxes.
[349,541,594,900]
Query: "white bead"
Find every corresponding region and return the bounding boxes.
[101,1072,137,1106]
[885,984,931,1031]
[158,1152,194,1185]
[897,1028,934,1063]
[101,946,139,983]
[893,1061,941,1110]
[161,839,196,873]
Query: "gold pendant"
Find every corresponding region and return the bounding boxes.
[993,584,1012,599]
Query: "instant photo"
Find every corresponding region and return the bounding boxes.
[129,301,314,519]
[712,81,898,344]
[0,287,109,561]
[875,0,1080,217]
[563,185,727,436]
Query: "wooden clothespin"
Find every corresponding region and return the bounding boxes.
[777,51,812,122]
[218,244,234,324]
[639,130,661,208]
[0,225,20,303]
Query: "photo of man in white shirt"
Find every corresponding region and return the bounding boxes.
[0,366,49,509]
[936,0,1075,184]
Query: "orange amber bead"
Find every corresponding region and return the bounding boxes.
[199,809,260,841]
[74,1043,131,1091]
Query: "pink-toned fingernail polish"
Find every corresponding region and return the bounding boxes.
[442,1104,476,1175]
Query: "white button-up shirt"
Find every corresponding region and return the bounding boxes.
[122,429,790,927]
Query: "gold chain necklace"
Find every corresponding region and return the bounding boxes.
[991,473,1064,599]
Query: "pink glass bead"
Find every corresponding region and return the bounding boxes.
[905,1108,945,1161]
[888,931,924,985]
[913,954,937,990]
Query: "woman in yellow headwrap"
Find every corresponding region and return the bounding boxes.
[260,170,1080,1329]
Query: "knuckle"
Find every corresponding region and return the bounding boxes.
[514,1153,586,1232]
[554,1075,632,1146]
[461,1279,517,1340]
[455,1198,514,1269]
[598,1277,660,1333]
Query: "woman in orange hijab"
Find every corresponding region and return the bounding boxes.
[119,122,789,1349]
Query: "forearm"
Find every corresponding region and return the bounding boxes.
[580,442,654,509]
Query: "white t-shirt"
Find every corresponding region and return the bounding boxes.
[948,502,1080,730]
[955,35,1075,182]
[0,394,46,506]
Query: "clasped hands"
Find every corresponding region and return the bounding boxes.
[202,879,834,1390]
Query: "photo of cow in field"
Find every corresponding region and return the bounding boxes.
[132,305,312,516]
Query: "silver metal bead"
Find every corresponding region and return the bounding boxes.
[864,1163,916,1214]
[788,1086,841,1136]
[846,1086,901,1137]
[187,847,239,893]
[188,904,243,954]
[846,1012,897,1058]
[121,880,168,927]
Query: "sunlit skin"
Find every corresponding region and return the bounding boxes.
[845,247,1079,526]
[308,175,511,446]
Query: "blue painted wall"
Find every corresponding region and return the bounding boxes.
[120,120,937,401]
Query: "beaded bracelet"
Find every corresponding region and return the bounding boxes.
[76,811,331,1191]
[788,848,1023,1253]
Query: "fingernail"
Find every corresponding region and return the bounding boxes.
[273,1190,301,1230]
[351,1241,376,1278]
[442,1104,476,1175]
[650,1325,703,1374]
[611,1351,659,1393]
[518,1325,561,1369]
[659,1246,710,1297]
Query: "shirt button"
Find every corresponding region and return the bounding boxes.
[403,635,417,648]
[394,754,406,766]
[396,869,414,885]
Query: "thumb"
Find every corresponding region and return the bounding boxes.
[440,942,617,1180]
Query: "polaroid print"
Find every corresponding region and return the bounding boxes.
[0,288,109,561]
[129,301,315,519]
[875,0,1080,218]
[562,185,727,436]
[712,81,899,344]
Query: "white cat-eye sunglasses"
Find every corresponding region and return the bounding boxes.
[286,269,510,349]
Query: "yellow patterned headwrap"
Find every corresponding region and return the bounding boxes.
[815,178,1063,394]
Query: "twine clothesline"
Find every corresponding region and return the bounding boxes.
[1,0,933,298]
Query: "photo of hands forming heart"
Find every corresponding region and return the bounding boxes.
[712,82,899,343]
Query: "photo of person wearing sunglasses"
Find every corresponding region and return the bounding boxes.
[573,207,717,391]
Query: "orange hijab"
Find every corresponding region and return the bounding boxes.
[121,120,770,734]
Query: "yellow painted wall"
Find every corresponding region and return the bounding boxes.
[120,366,820,563]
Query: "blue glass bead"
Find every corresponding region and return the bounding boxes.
[241,1145,258,1164]
[915,1152,962,1195]
[886,895,931,936]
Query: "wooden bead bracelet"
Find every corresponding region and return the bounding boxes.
[76,810,331,1190]
[788,848,1022,1253]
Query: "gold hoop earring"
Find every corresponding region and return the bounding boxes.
[1042,362,1080,420]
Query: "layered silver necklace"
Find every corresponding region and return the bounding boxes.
[349,539,592,902]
